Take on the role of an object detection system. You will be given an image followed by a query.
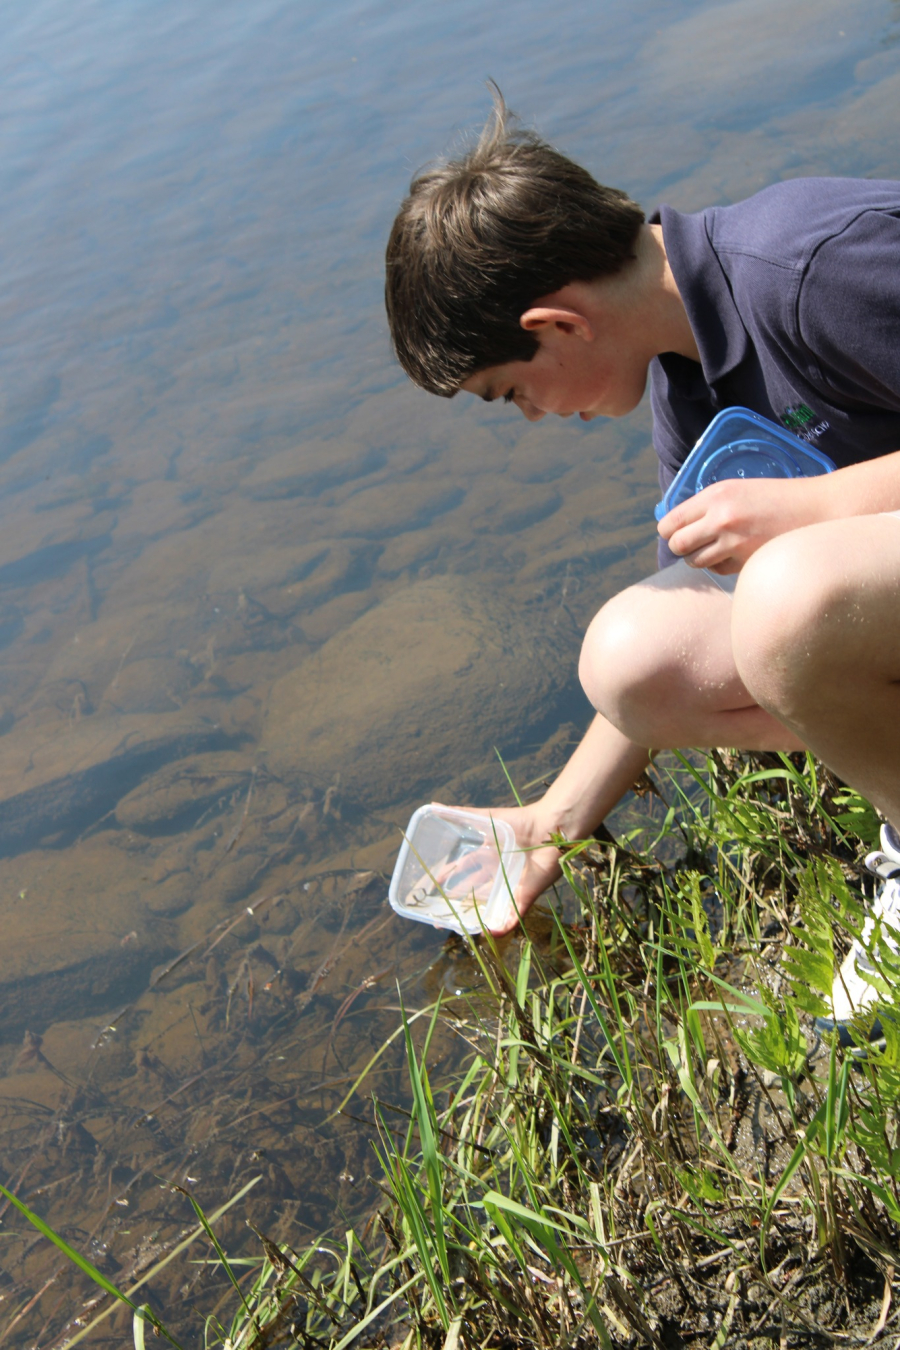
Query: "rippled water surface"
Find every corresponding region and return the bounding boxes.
[1,0,898,1339]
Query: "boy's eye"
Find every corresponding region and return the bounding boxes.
[502,390,515,404]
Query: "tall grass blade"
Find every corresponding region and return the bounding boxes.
[0,1180,184,1349]
[173,1185,259,1332]
[65,1175,261,1347]
[398,991,451,1297]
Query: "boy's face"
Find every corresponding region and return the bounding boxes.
[459,297,652,423]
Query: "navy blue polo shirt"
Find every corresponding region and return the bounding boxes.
[650,177,900,566]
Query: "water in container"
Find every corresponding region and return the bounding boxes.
[388,803,524,936]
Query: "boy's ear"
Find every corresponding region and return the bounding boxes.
[519,305,594,341]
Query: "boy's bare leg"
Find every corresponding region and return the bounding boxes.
[488,560,803,932]
[732,513,900,831]
[579,560,805,751]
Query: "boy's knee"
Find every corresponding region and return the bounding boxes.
[579,596,632,714]
[579,588,671,740]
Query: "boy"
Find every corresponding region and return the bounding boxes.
[385,98,900,1040]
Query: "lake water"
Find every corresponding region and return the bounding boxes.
[1,0,898,1339]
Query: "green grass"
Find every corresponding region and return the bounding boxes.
[8,750,900,1347]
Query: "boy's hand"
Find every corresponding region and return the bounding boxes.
[485,838,564,935]
[436,802,564,936]
[437,716,650,936]
[658,474,828,572]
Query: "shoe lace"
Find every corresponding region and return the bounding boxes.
[865,822,900,884]
[852,825,900,974]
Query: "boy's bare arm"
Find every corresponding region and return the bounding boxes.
[485,714,650,934]
[659,447,900,573]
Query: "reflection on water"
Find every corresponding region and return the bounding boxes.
[0,0,899,1338]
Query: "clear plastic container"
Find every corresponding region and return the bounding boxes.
[388,804,524,936]
[654,407,835,522]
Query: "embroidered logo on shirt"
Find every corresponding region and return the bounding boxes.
[780,403,814,431]
[780,403,830,444]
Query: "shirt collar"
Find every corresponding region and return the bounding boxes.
[652,204,750,385]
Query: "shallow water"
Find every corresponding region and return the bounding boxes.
[0,0,898,1338]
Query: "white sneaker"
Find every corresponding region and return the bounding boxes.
[815,822,900,1048]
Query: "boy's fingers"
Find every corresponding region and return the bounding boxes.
[657,495,705,539]
[665,518,720,559]
[683,540,742,571]
[487,847,564,935]
[660,481,757,543]
[488,902,525,936]
[677,531,728,565]
[662,518,733,568]
[657,508,684,541]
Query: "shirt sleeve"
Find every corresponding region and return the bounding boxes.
[798,209,900,412]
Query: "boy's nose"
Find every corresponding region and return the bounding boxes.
[516,397,546,422]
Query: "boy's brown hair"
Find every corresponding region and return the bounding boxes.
[385,93,645,396]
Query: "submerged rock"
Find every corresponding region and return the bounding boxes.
[0,836,169,1044]
[260,574,580,805]
[114,755,251,834]
[0,946,159,1046]
[0,716,242,857]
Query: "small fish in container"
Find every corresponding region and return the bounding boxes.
[388,804,524,936]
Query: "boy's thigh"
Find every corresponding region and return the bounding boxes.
[734,512,900,678]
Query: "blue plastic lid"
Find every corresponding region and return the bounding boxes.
[654,407,835,522]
